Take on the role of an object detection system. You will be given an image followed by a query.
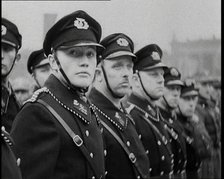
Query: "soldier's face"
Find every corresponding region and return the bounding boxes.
[33,64,52,87]
[163,85,181,108]
[102,56,133,97]
[178,95,198,117]
[54,46,97,88]
[1,43,17,76]
[139,68,164,99]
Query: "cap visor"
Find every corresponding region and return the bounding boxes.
[2,39,17,48]
[166,80,184,86]
[59,42,104,49]
[106,51,136,59]
[142,62,168,70]
[181,90,198,97]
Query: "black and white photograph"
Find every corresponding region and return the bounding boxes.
[2,0,221,179]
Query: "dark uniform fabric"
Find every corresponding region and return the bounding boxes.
[89,88,150,179]
[1,127,22,179]
[128,94,174,178]
[176,113,202,179]
[1,85,21,133]
[159,107,187,178]
[11,75,105,179]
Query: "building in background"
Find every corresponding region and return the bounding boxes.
[164,36,221,79]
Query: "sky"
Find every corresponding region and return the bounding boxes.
[2,0,221,53]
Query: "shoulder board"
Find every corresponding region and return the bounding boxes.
[24,87,49,104]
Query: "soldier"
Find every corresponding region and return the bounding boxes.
[11,76,33,105]
[127,44,175,178]
[11,10,105,179]
[2,17,22,132]
[176,79,212,179]
[156,67,187,178]
[27,49,52,89]
[195,79,221,179]
[1,17,22,179]
[88,33,150,179]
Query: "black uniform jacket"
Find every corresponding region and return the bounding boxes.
[159,107,187,175]
[176,114,201,173]
[88,88,150,179]
[1,85,20,133]
[1,128,22,179]
[128,94,174,178]
[10,75,105,179]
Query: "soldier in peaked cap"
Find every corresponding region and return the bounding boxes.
[176,79,213,179]
[2,18,22,133]
[88,33,150,179]
[156,67,187,178]
[27,49,52,88]
[1,17,22,179]
[126,44,177,178]
[11,10,105,179]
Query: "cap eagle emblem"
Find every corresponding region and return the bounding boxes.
[74,18,89,30]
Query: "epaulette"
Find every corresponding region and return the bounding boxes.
[24,87,49,104]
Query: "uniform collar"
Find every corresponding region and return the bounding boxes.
[45,74,91,123]
[128,93,157,117]
[89,88,129,130]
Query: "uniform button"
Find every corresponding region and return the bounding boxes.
[137,176,140,179]
[145,150,149,154]
[157,140,161,145]
[171,154,174,158]
[4,136,7,140]
[169,138,172,142]
[92,176,95,179]
[100,128,103,133]
[127,141,130,146]
[160,171,164,175]
[149,168,152,172]
[105,171,108,175]
[161,155,165,160]
[85,130,89,137]
[90,153,94,158]
[171,159,174,164]
[17,158,21,166]
[139,134,142,139]
[104,150,107,156]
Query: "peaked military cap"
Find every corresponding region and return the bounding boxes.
[134,44,167,72]
[27,49,49,74]
[2,18,22,49]
[43,10,103,56]
[181,79,199,97]
[97,33,136,62]
[164,67,184,86]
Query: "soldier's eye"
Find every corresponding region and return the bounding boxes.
[86,51,96,58]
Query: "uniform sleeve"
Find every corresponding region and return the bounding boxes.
[10,103,61,179]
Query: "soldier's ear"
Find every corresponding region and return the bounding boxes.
[132,73,141,88]
[15,53,21,63]
[95,66,103,82]
[48,54,59,71]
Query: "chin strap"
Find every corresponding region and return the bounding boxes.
[2,56,17,78]
[137,72,159,101]
[101,65,124,99]
[53,53,88,94]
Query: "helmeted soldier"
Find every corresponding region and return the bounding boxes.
[2,17,22,133]
[11,10,105,179]
[27,49,52,88]
[126,44,175,178]
[88,33,150,179]
[176,79,212,179]
[156,67,187,178]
